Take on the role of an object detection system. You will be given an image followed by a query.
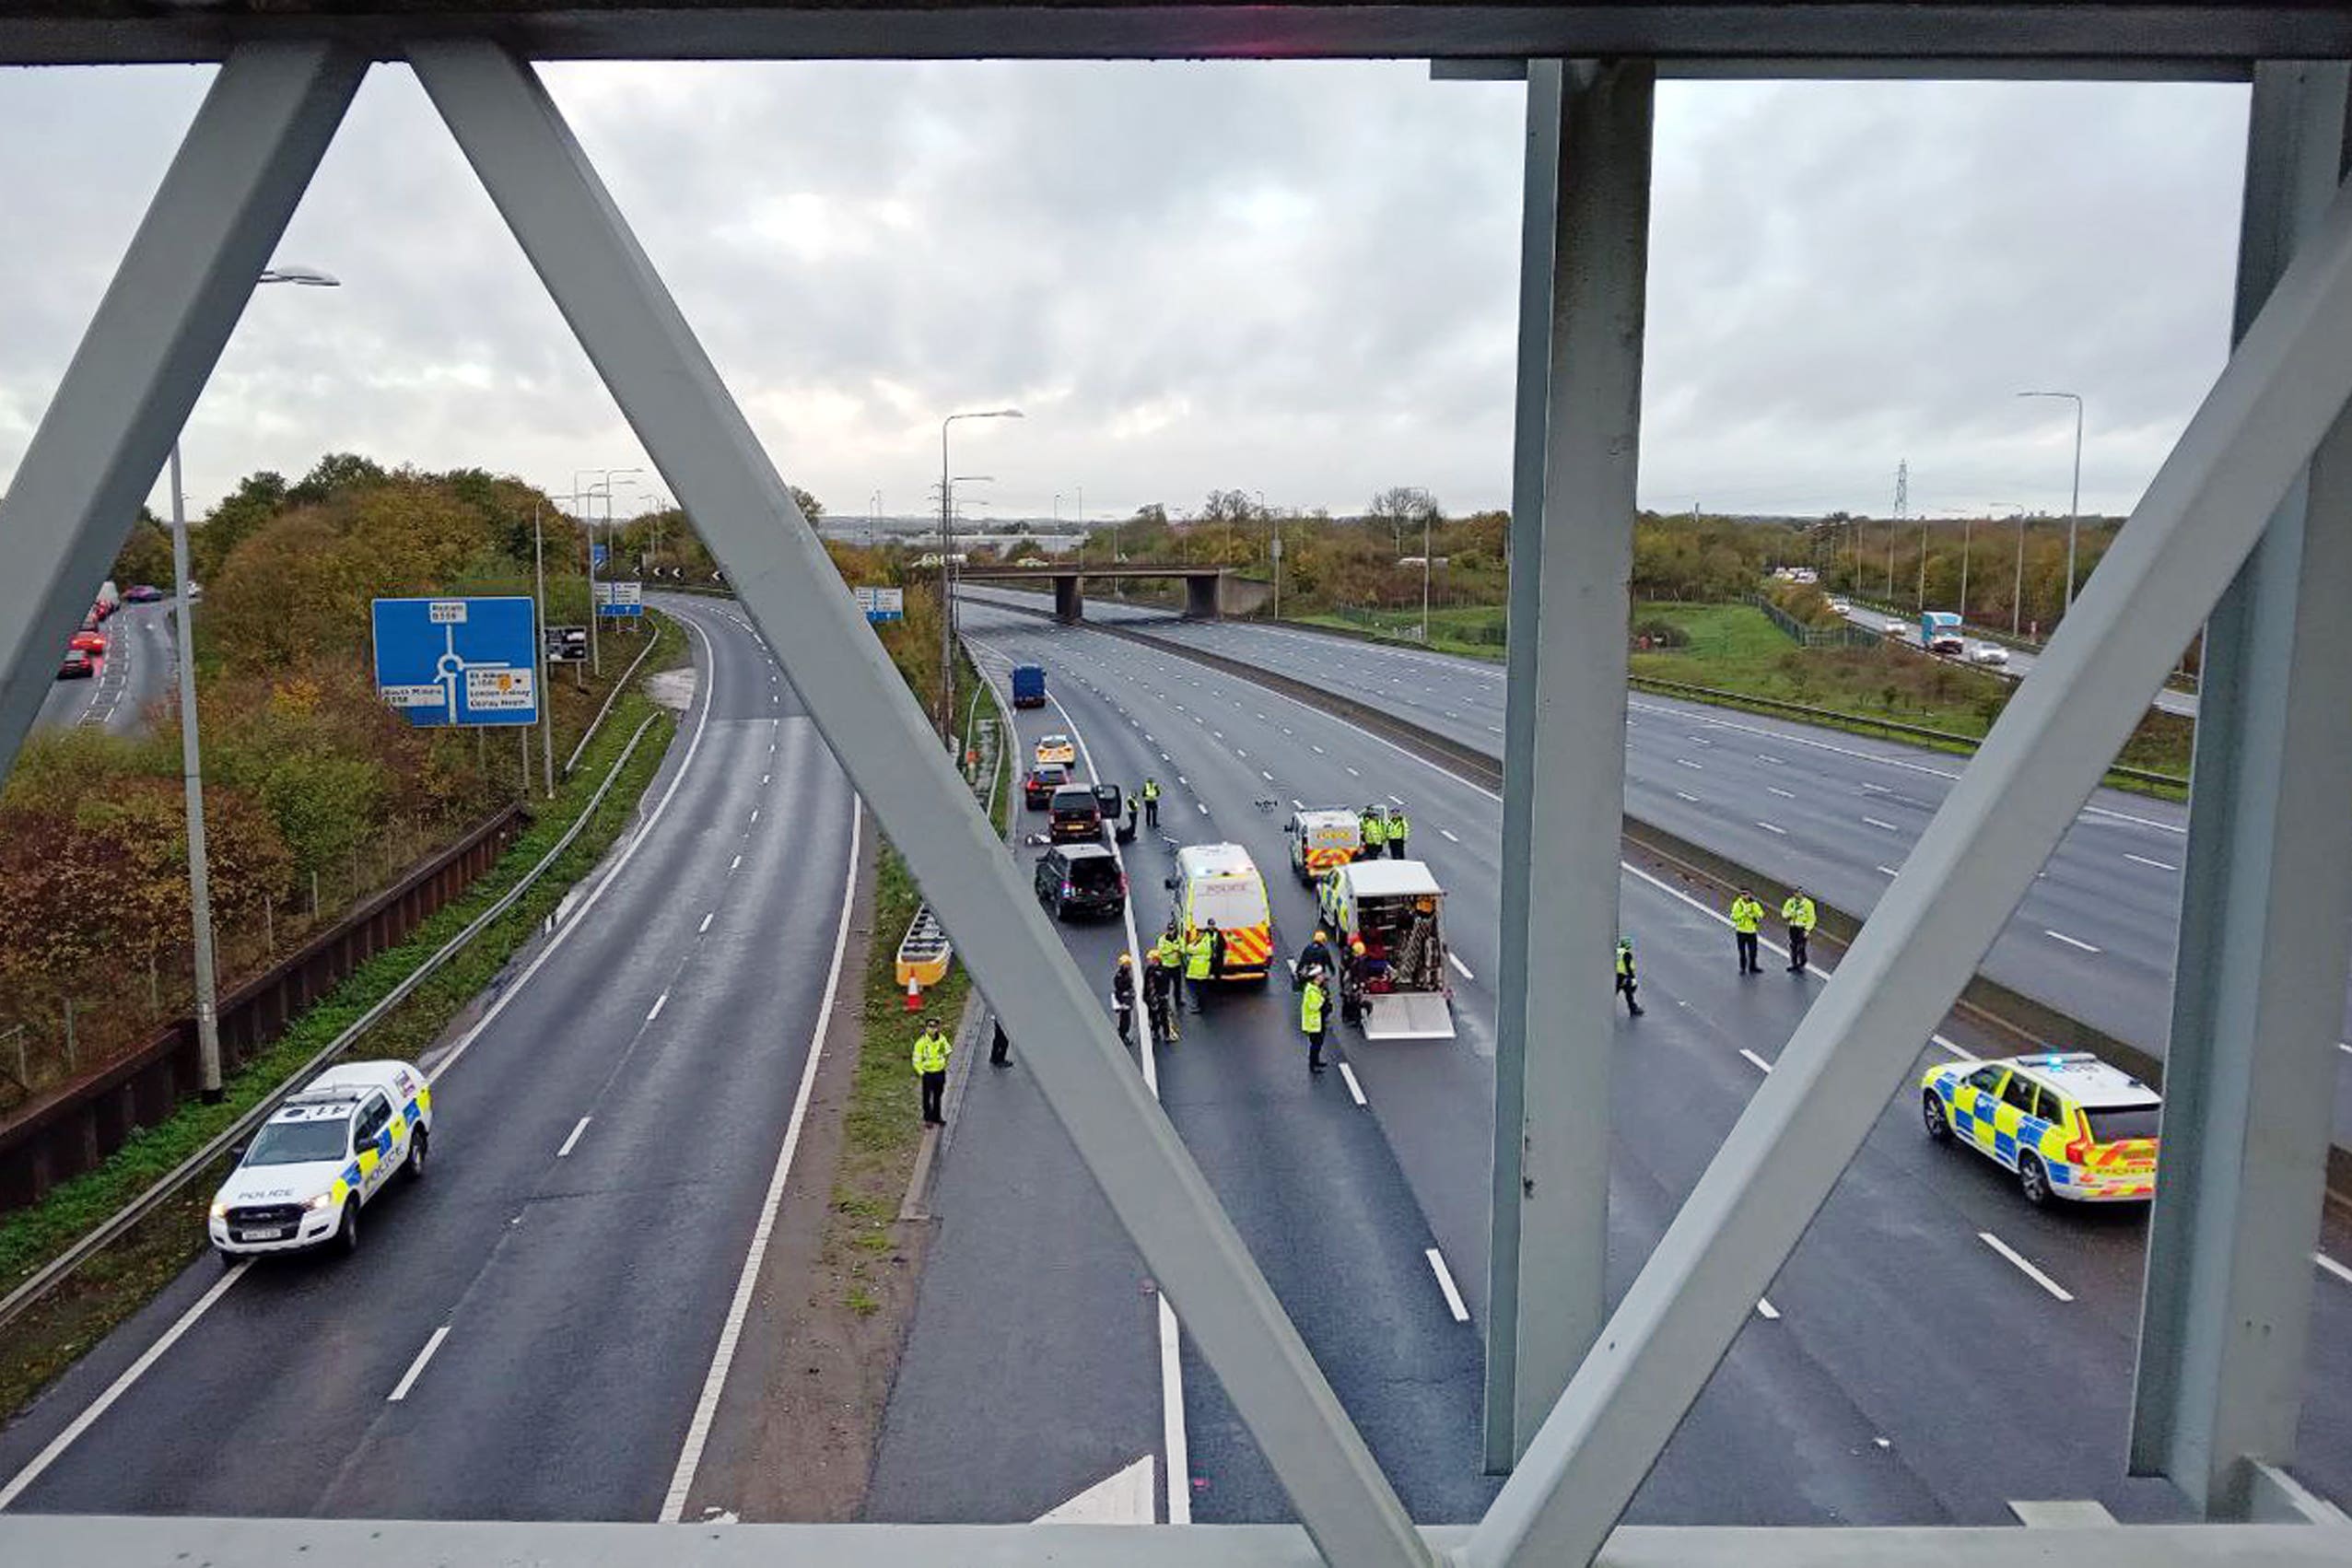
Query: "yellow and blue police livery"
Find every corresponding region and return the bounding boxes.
[207,1059,433,1259]
[1920,1050,2159,1206]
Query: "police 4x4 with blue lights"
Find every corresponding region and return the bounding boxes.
[207,1060,433,1259]
[1920,1051,2159,1206]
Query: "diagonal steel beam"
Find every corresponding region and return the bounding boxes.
[407,42,1428,1568]
[0,41,364,787]
[1462,135,2352,1568]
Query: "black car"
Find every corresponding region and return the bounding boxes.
[1024,763,1071,810]
[1049,784,1105,842]
[1036,843,1125,919]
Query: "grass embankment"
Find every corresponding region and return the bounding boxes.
[1628,602,2193,783]
[0,614,687,1421]
[826,653,1005,1316]
[1297,604,1506,660]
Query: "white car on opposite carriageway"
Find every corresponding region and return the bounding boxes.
[207,1059,432,1260]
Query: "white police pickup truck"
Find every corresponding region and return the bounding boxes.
[208,1060,432,1260]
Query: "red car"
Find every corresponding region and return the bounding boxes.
[57,650,95,680]
[1023,763,1071,810]
[68,631,107,655]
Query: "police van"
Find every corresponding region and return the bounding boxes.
[1283,807,1362,884]
[208,1059,433,1259]
[1164,843,1275,983]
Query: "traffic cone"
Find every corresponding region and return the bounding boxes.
[904,975,922,1012]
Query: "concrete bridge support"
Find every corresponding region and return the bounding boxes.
[1053,573,1082,623]
[1184,572,1224,619]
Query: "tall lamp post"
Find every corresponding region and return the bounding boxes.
[573,466,642,674]
[938,409,1022,741]
[2017,391,2085,618]
[1990,502,2026,636]
[173,263,338,1102]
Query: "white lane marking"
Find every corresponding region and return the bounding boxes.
[1448,952,1475,981]
[1262,771,1275,782]
[750,808,760,825]
[0,1260,251,1507]
[2045,930,2101,954]
[1979,1232,2075,1302]
[1755,1297,1781,1320]
[1755,822,1787,836]
[1739,1048,1773,1074]
[698,912,715,934]
[1425,1248,1471,1323]
[1674,758,1703,771]
[1313,744,1326,754]
[647,991,670,1023]
[761,773,770,785]
[729,854,743,872]
[433,614,720,1082]
[1767,786,1796,800]
[1347,766,1361,777]
[1862,816,1900,831]
[1674,790,1700,803]
[1861,782,1890,794]
[2124,853,2177,872]
[1439,828,1460,843]
[2314,1251,2352,1285]
[1877,864,1902,877]
[661,804,863,1523]
[1198,802,1209,815]
[1235,748,1246,758]
[1338,1061,1368,1106]
[387,1325,453,1403]
[1291,799,1305,809]
[1176,776,1188,786]
[557,1116,592,1157]
[1758,755,1784,766]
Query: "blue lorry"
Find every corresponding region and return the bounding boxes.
[1012,664,1047,708]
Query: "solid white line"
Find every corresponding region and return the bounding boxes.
[1448,952,1475,981]
[1739,1048,1773,1074]
[557,1116,592,1157]
[1754,1297,1781,1320]
[1862,816,1900,831]
[0,1260,250,1508]
[647,991,670,1023]
[2124,853,2177,872]
[698,912,714,934]
[661,803,862,1523]
[1755,821,1787,836]
[386,1325,452,1403]
[1979,1232,2075,1302]
[2315,1251,2352,1287]
[2045,930,2101,954]
[1338,1061,1368,1106]
[1425,1248,1471,1322]
[1439,828,1460,843]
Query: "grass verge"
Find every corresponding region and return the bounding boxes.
[0,614,683,1422]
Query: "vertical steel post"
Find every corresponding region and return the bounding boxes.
[2129,61,2352,1521]
[168,444,226,1098]
[1484,57,1653,1472]
[413,44,1430,1568]
[0,41,361,796]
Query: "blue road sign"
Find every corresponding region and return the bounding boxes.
[371,596,540,727]
[591,542,609,568]
[595,579,644,617]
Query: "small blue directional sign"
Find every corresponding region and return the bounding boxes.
[591,542,609,568]
[371,596,540,728]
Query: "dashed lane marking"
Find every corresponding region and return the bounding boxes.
[1979,1232,2074,1302]
[1756,822,1786,836]
[1740,1048,1773,1074]
[1425,1248,1471,1322]
[698,913,714,934]
[2045,930,2101,954]
[387,1326,453,1403]
[557,1117,592,1157]
[1675,758,1703,771]
[2317,1252,2352,1287]
[1755,1297,1781,1320]
[1439,828,1459,843]
[1862,816,1900,831]
[1674,790,1700,803]
[2124,853,2177,872]
[1338,1062,1368,1106]
[1448,952,1475,981]
[647,991,670,1023]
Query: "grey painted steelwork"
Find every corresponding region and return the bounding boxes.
[404,41,1428,1568]
[2128,60,2352,1521]
[4,4,2352,68]
[1483,56,1653,1472]
[0,41,362,802]
[1464,149,2352,1568]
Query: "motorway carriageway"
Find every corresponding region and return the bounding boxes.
[0,596,859,1522]
[874,600,2352,1530]
[959,585,2352,1152]
[33,597,175,736]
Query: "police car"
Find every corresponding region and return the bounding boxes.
[1034,733,1076,766]
[208,1060,432,1258]
[1920,1051,2159,1206]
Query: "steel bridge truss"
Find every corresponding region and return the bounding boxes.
[0,13,2349,1567]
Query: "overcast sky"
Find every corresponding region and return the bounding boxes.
[0,62,2247,526]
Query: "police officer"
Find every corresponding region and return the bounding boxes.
[1782,886,1818,974]
[1125,790,1140,840]
[1387,802,1411,860]
[1615,938,1644,1017]
[1154,923,1188,1017]
[1296,927,1333,984]
[1184,922,1214,1012]
[1301,972,1329,1072]
[912,1015,952,1125]
[1142,949,1177,1042]
[1111,953,1136,1042]
[1359,804,1387,860]
[1729,887,1766,976]
[1141,777,1161,829]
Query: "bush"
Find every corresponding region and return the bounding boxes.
[1631,615,1690,649]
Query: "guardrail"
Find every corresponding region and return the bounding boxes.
[564,608,670,777]
[0,712,667,1335]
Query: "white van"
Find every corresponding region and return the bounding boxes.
[1165,843,1274,982]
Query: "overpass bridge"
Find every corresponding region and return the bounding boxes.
[957,563,1239,622]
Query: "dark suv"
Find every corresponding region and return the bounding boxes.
[1036,843,1125,919]
[1048,784,1106,843]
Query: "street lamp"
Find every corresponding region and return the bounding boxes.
[174,262,339,1102]
[938,409,1022,741]
[2018,391,2085,619]
[1988,502,2026,636]
[573,466,642,674]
